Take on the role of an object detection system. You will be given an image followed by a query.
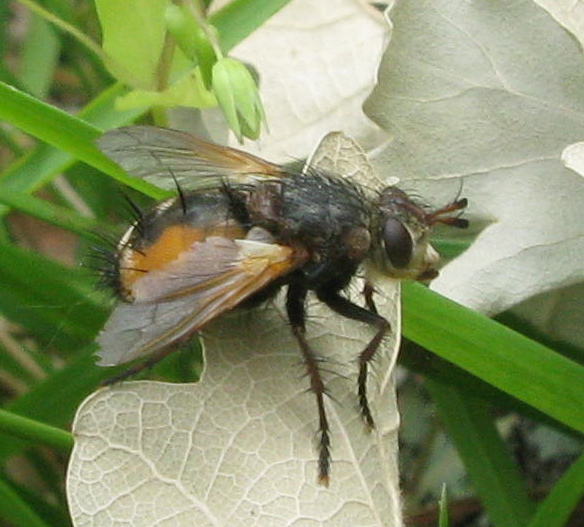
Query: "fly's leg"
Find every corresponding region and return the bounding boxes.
[286,282,332,486]
[363,281,378,314]
[316,289,389,429]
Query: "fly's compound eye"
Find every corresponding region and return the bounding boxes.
[382,218,413,269]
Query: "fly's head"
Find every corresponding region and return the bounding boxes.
[372,187,468,281]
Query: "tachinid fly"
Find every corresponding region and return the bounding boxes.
[95,126,468,485]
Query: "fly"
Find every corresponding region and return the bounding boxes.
[95,126,468,485]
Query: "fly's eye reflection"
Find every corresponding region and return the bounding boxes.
[95,126,468,486]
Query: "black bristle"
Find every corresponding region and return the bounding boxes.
[221,179,251,228]
[85,191,152,298]
[86,244,120,293]
[169,168,187,216]
[122,193,146,236]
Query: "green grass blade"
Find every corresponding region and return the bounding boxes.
[400,342,579,439]
[0,477,52,527]
[402,282,584,434]
[427,379,535,527]
[211,0,294,51]
[0,241,108,350]
[19,15,60,97]
[0,187,107,241]
[528,452,584,527]
[0,81,165,197]
[0,81,105,164]
[0,352,110,462]
[17,0,103,59]
[438,485,449,527]
[0,83,152,222]
[0,409,72,453]
[0,81,124,176]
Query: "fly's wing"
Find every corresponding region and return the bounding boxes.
[306,131,388,192]
[97,126,285,191]
[97,236,301,366]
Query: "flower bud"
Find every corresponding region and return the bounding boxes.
[212,57,266,141]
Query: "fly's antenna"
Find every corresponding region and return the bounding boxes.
[426,198,468,229]
[425,178,468,229]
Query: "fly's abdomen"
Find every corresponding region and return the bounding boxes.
[115,190,246,301]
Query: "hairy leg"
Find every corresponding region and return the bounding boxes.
[316,289,389,429]
[286,282,332,486]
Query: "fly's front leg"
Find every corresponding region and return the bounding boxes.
[316,289,389,429]
[286,282,332,486]
[363,280,378,314]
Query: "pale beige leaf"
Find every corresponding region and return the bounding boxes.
[534,0,584,45]
[366,0,584,315]
[225,0,390,159]
[67,288,402,527]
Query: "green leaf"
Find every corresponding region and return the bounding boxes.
[116,67,216,110]
[165,3,217,88]
[94,0,167,89]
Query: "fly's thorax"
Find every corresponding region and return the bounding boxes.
[280,172,371,244]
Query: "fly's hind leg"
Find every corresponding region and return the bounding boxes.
[286,282,332,486]
[316,288,389,429]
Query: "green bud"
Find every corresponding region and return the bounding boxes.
[212,57,266,141]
